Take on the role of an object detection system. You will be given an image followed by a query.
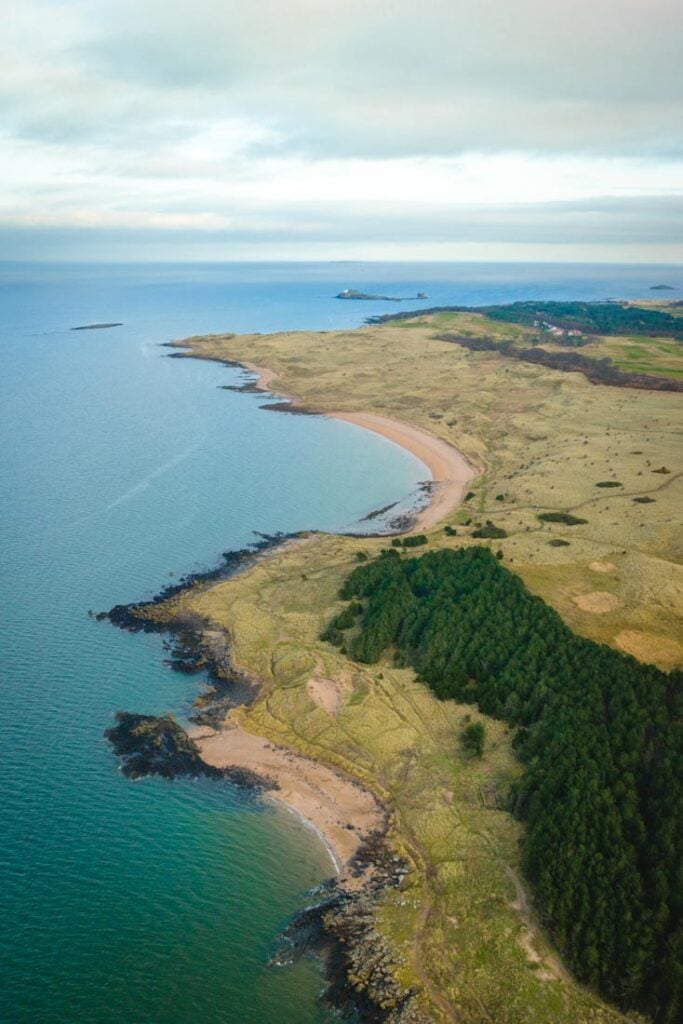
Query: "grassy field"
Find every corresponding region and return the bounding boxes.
[174,312,682,669]
[577,334,683,379]
[158,535,624,1023]
[153,311,681,1021]
[394,306,683,380]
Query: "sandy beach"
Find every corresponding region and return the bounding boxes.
[190,724,383,885]
[331,411,478,530]
[241,360,478,531]
[181,353,477,889]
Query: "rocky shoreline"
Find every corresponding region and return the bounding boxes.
[99,536,425,1023]
[273,831,428,1024]
[98,532,294,634]
[105,711,278,789]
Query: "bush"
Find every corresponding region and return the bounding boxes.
[537,512,587,526]
[402,534,428,548]
[472,521,507,539]
[462,722,485,757]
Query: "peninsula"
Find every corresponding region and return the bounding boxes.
[107,302,682,1024]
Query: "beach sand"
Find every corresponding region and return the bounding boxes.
[331,411,478,530]
[185,357,476,888]
[190,724,383,885]
[241,360,478,531]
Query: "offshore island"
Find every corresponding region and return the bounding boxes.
[336,288,428,301]
[105,300,682,1024]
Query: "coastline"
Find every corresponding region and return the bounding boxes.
[189,723,383,887]
[153,350,478,886]
[222,356,478,532]
[331,411,477,531]
[99,310,674,1021]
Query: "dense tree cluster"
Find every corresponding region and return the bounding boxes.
[481,300,683,339]
[325,547,682,1021]
[369,300,683,343]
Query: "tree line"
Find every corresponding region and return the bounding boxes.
[323,546,682,1022]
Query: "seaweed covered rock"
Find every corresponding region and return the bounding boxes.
[105,712,278,791]
[105,712,218,778]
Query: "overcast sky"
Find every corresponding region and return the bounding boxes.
[1,0,682,262]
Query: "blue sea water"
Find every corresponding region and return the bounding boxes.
[0,261,678,1024]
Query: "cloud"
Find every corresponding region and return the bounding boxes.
[1,0,681,260]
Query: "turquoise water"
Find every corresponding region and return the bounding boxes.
[1,261,677,1023]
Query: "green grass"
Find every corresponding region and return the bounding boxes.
[164,534,625,1023]
[157,310,683,1019]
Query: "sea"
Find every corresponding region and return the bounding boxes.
[0,261,678,1024]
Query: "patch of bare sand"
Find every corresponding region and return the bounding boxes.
[190,725,382,885]
[573,591,621,614]
[589,561,617,574]
[331,411,478,530]
[616,630,683,668]
[307,674,347,715]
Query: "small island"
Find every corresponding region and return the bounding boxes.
[70,322,123,330]
[650,284,675,290]
[336,288,427,301]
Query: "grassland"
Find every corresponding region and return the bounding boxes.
[577,334,683,379]
[152,310,682,1022]
[173,312,682,669]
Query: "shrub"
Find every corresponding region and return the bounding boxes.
[402,534,428,548]
[472,521,507,539]
[537,512,587,526]
[462,722,485,757]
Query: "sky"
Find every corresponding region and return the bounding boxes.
[1,0,682,263]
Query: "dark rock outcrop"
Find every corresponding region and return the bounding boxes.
[272,831,425,1023]
[105,711,277,790]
